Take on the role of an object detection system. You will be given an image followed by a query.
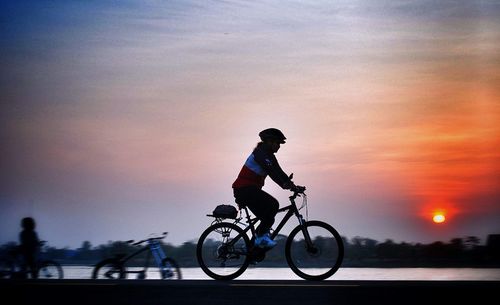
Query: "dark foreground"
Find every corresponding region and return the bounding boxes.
[1,279,498,305]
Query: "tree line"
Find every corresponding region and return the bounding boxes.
[1,234,499,267]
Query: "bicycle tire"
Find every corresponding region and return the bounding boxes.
[196,222,251,280]
[38,260,64,279]
[161,257,182,280]
[92,258,125,279]
[0,258,13,279]
[285,220,344,281]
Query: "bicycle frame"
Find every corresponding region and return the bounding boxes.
[118,239,167,275]
[225,192,314,252]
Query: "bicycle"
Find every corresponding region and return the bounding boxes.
[92,232,181,280]
[0,241,63,279]
[196,184,344,280]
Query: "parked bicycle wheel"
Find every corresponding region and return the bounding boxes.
[160,258,182,280]
[285,220,344,280]
[0,259,13,279]
[38,260,63,279]
[197,222,250,280]
[92,258,125,279]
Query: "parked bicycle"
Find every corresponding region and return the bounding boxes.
[0,241,63,279]
[92,232,181,280]
[197,186,344,280]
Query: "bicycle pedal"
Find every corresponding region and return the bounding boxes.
[249,248,266,262]
[254,252,266,262]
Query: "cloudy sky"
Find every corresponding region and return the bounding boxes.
[1,0,499,248]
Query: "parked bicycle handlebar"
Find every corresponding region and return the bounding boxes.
[126,232,168,246]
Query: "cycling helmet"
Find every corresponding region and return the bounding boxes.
[259,128,286,143]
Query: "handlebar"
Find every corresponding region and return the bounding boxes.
[127,232,168,246]
[290,185,306,200]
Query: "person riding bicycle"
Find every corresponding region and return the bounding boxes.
[19,217,40,279]
[232,128,304,248]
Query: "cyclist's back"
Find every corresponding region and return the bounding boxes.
[232,142,290,190]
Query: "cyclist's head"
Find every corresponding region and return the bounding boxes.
[21,217,36,230]
[259,128,286,144]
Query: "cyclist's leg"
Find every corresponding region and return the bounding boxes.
[253,191,279,236]
[25,254,38,279]
[234,187,279,236]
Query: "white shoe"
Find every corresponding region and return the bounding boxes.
[254,233,277,248]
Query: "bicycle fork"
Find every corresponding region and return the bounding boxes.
[298,215,318,253]
[149,241,173,279]
[149,242,166,265]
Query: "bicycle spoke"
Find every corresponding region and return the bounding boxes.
[37,262,63,280]
[286,221,344,280]
[92,260,124,280]
[197,222,250,280]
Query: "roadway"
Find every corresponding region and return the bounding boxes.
[1,279,498,305]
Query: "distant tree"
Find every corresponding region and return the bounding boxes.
[75,241,94,261]
[80,241,92,251]
[0,242,18,257]
[424,241,447,259]
[449,238,464,258]
[3,232,496,267]
[175,241,197,266]
[464,236,480,250]
[376,239,396,259]
[350,236,378,260]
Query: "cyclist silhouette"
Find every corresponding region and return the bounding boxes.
[232,128,304,248]
[19,217,40,279]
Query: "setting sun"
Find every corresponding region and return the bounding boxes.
[432,214,446,224]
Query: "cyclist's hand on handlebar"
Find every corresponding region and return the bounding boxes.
[291,185,306,193]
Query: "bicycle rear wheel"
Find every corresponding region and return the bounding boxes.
[0,259,13,279]
[92,258,125,279]
[197,222,250,280]
[38,260,63,279]
[285,220,344,280]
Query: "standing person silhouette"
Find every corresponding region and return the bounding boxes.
[232,128,303,248]
[19,217,40,279]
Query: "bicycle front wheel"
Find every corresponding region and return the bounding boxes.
[161,258,182,280]
[285,220,344,281]
[38,260,63,279]
[196,222,250,280]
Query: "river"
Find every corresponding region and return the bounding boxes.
[63,266,500,280]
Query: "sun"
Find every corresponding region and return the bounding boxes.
[432,213,446,224]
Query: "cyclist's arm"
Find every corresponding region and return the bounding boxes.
[254,151,294,189]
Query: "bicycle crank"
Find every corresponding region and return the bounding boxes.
[249,247,267,263]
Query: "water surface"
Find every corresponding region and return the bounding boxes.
[64,266,500,281]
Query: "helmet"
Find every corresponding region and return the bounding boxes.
[259,128,286,143]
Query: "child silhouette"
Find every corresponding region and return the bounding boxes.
[19,217,40,279]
